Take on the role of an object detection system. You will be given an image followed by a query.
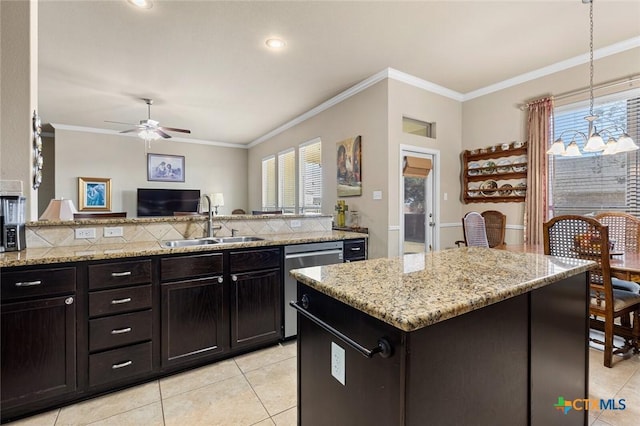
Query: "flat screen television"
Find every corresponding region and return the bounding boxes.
[137,188,201,217]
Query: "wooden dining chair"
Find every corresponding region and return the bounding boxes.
[231,209,246,214]
[481,210,506,248]
[594,212,640,253]
[544,215,640,367]
[456,212,489,248]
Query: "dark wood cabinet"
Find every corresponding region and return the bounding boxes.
[229,248,282,350]
[160,253,227,369]
[1,267,77,413]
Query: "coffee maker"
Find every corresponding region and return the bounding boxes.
[1,195,27,252]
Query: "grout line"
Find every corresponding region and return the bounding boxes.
[235,358,272,423]
[158,380,167,426]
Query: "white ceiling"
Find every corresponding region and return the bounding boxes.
[38,0,640,146]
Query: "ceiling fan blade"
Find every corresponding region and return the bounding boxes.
[119,128,141,134]
[160,126,191,134]
[155,129,172,139]
[105,120,138,126]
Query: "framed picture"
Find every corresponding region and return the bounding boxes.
[147,153,185,182]
[78,177,111,211]
[337,135,362,197]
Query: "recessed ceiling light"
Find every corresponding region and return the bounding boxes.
[127,0,153,9]
[265,38,286,49]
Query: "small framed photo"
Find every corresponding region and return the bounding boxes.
[78,177,111,211]
[147,153,185,182]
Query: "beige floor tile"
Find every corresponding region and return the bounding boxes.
[596,369,640,426]
[272,407,297,426]
[163,374,269,426]
[245,357,297,416]
[160,358,242,399]
[589,348,639,403]
[234,341,296,373]
[56,381,160,425]
[252,419,275,426]
[5,410,59,426]
[86,402,164,426]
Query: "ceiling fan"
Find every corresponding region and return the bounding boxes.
[106,98,191,140]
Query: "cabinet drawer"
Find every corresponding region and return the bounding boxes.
[344,239,366,261]
[89,341,152,388]
[230,248,280,273]
[88,260,151,290]
[89,285,152,318]
[161,253,223,281]
[1,267,76,302]
[89,310,152,352]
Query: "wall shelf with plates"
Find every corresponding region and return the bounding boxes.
[462,143,528,204]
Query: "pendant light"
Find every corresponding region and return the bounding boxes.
[547,0,637,157]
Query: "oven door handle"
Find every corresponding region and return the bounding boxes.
[290,296,392,359]
[285,249,343,260]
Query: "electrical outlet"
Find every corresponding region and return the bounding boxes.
[75,228,96,239]
[290,220,301,228]
[373,190,382,200]
[104,226,124,237]
[331,342,346,385]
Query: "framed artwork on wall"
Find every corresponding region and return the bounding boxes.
[147,153,185,182]
[337,135,362,197]
[78,177,111,211]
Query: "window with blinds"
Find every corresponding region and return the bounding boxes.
[299,139,322,214]
[549,90,640,217]
[278,149,296,213]
[261,156,276,211]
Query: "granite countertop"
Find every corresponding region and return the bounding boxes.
[290,247,594,332]
[0,231,364,268]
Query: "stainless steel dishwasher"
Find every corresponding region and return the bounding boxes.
[284,241,343,338]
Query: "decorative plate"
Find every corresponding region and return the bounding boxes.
[480,180,498,196]
[467,182,480,197]
[482,161,497,175]
[498,183,513,196]
[512,157,527,173]
[468,162,481,176]
[514,183,526,196]
[497,159,512,174]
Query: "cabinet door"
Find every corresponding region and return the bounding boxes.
[230,268,282,349]
[161,277,226,368]
[1,295,76,408]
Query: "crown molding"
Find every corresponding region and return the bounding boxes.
[49,123,247,149]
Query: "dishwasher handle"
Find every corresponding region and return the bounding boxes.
[285,249,343,260]
[290,295,393,359]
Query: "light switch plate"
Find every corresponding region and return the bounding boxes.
[331,342,346,385]
[290,220,301,228]
[373,190,382,200]
[104,226,124,237]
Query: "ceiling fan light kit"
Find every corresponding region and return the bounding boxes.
[127,0,153,10]
[106,98,191,144]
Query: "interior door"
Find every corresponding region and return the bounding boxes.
[401,149,437,254]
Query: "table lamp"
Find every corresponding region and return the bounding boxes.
[211,193,224,215]
[39,198,77,221]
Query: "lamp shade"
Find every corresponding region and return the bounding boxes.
[211,193,224,207]
[39,198,77,221]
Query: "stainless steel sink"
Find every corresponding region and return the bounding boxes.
[163,238,219,248]
[214,236,265,243]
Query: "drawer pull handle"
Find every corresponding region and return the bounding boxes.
[350,247,361,251]
[15,280,42,287]
[112,360,133,369]
[111,327,132,335]
[217,276,223,284]
[111,271,132,277]
[111,298,132,305]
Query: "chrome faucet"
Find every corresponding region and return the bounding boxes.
[203,195,214,238]
[231,228,239,237]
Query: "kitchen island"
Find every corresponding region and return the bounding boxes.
[290,247,594,426]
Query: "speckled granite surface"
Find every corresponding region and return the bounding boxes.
[0,231,364,268]
[290,247,595,332]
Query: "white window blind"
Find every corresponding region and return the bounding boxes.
[278,149,296,213]
[549,90,640,217]
[261,156,276,211]
[299,139,322,214]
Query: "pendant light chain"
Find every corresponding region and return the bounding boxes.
[589,0,594,117]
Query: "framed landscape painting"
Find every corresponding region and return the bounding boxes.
[336,135,362,197]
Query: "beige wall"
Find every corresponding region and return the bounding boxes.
[0,0,38,219]
[461,48,640,245]
[54,128,248,217]
[248,80,390,259]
